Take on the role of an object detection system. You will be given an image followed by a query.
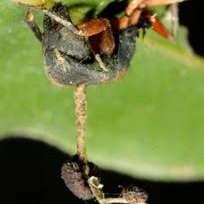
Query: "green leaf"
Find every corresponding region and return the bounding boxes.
[1,0,204,181]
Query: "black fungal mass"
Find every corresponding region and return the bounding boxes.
[42,4,138,86]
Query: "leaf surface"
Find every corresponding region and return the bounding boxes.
[1,0,204,181]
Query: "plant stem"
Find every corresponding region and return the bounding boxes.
[74,83,88,166]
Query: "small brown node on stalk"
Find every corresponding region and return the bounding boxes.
[121,186,148,203]
[61,155,100,200]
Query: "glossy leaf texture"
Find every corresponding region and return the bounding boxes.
[1,0,204,181]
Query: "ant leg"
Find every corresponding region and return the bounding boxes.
[116,0,185,30]
[41,8,80,34]
[25,9,42,42]
[42,8,111,37]
[41,4,115,55]
[128,9,142,26]
[89,27,115,55]
[124,0,186,10]
[170,4,178,38]
[76,18,111,36]
[77,19,115,55]
[40,2,110,37]
[143,0,185,7]
[142,10,173,40]
[152,15,174,40]
[125,0,144,16]
[116,0,146,30]
[118,9,142,30]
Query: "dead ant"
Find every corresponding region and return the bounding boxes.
[11,0,187,203]
[24,0,183,87]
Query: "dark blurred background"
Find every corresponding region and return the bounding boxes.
[179,0,204,57]
[0,136,203,204]
[1,1,204,204]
